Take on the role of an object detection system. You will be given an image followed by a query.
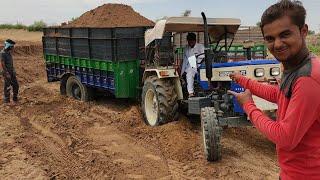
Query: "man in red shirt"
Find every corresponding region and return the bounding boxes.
[228,0,320,179]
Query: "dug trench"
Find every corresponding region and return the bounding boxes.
[0,41,279,179]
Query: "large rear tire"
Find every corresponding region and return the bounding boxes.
[66,76,92,102]
[201,107,222,161]
[141,76,179,126]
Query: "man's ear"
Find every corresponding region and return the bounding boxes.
[300,24,308,37]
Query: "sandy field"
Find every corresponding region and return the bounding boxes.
[0,29,279,179]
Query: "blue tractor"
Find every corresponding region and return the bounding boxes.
[141,13,280,161]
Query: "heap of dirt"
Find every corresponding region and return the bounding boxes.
[66,4,154,28]
[0,42,42,56]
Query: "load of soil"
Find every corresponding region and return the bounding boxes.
[66,4,154,28]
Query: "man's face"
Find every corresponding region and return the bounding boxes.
[262,15,308,62]
[188,40,196,48]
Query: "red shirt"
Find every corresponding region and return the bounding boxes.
[237,57,320,180]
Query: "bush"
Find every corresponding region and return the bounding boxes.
[27,20,47,32]
[309,45,320,56]
[0,23,27,30]
[0,21,47,32]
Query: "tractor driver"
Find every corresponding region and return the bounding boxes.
[181,32,205,97]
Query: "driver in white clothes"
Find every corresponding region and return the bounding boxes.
[181,33,205,97]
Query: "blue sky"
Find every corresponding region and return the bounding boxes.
[0,0,319,32]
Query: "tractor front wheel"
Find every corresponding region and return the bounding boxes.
[201,107,222,161]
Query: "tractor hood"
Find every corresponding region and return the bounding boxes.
[145,16,241,46]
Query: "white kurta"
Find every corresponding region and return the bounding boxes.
[181,43,205,94]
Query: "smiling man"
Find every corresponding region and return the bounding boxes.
[228,0,320,179]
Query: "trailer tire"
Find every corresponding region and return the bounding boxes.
[60,75,69,96]
[66,76,92,102]
[201,107,222,161]
[141,76,178,126]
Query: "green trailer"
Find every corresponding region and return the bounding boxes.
[43,27,150,100]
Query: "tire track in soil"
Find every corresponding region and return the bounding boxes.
[86,109,205,179]
[16,109,90,178]
[10,83,175,179]
[12,85,102,179]
[13,87,113,179]
[88,100,279,179]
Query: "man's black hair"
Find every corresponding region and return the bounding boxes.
[260,0,306,30]
[187,32,196,41]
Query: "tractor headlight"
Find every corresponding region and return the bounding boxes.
[254,68,265,77]
[270,67,280,76]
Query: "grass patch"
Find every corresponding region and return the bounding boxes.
[0,23,27,30]
[309,45,320,56]
[0,21,47,32]
[27,20,47,32]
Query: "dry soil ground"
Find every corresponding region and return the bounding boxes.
[0,29,279,179]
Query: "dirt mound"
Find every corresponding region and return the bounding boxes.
[66,4,154,28]
[0,29,42,43]
[0,44,42,56]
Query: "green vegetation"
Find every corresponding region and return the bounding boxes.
[308,30,316,35]
[0,20,47,32]
[308,35,320,55]
[256,21,261,27]
[309,44,320,55]
[68,17,78,24]
[27,20,47,31]
[0,23,27,30]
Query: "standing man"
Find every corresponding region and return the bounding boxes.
[181,32,204,97]
[1,39,19,105]
[229,0,320,179]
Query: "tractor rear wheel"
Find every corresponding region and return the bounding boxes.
[201,107,222,161]
[141,76,179,126]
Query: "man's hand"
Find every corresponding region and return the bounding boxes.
[229,72,242,82]
[227,89,253,106]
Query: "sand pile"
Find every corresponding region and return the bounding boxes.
[66,4,154,28]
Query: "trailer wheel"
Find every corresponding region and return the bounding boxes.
[201,107,222,161]
[60,75,69,96]
[66,76,92,101]
[141,76,178,126]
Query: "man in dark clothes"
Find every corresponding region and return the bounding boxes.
[1,39,19,104]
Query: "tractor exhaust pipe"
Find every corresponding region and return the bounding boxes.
[201,12,212,84]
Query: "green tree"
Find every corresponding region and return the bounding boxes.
[68,17,78,24]
[0,23,27,30]
[256,21,261,27]
[27,20,47,31]
[308,30,315,35]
